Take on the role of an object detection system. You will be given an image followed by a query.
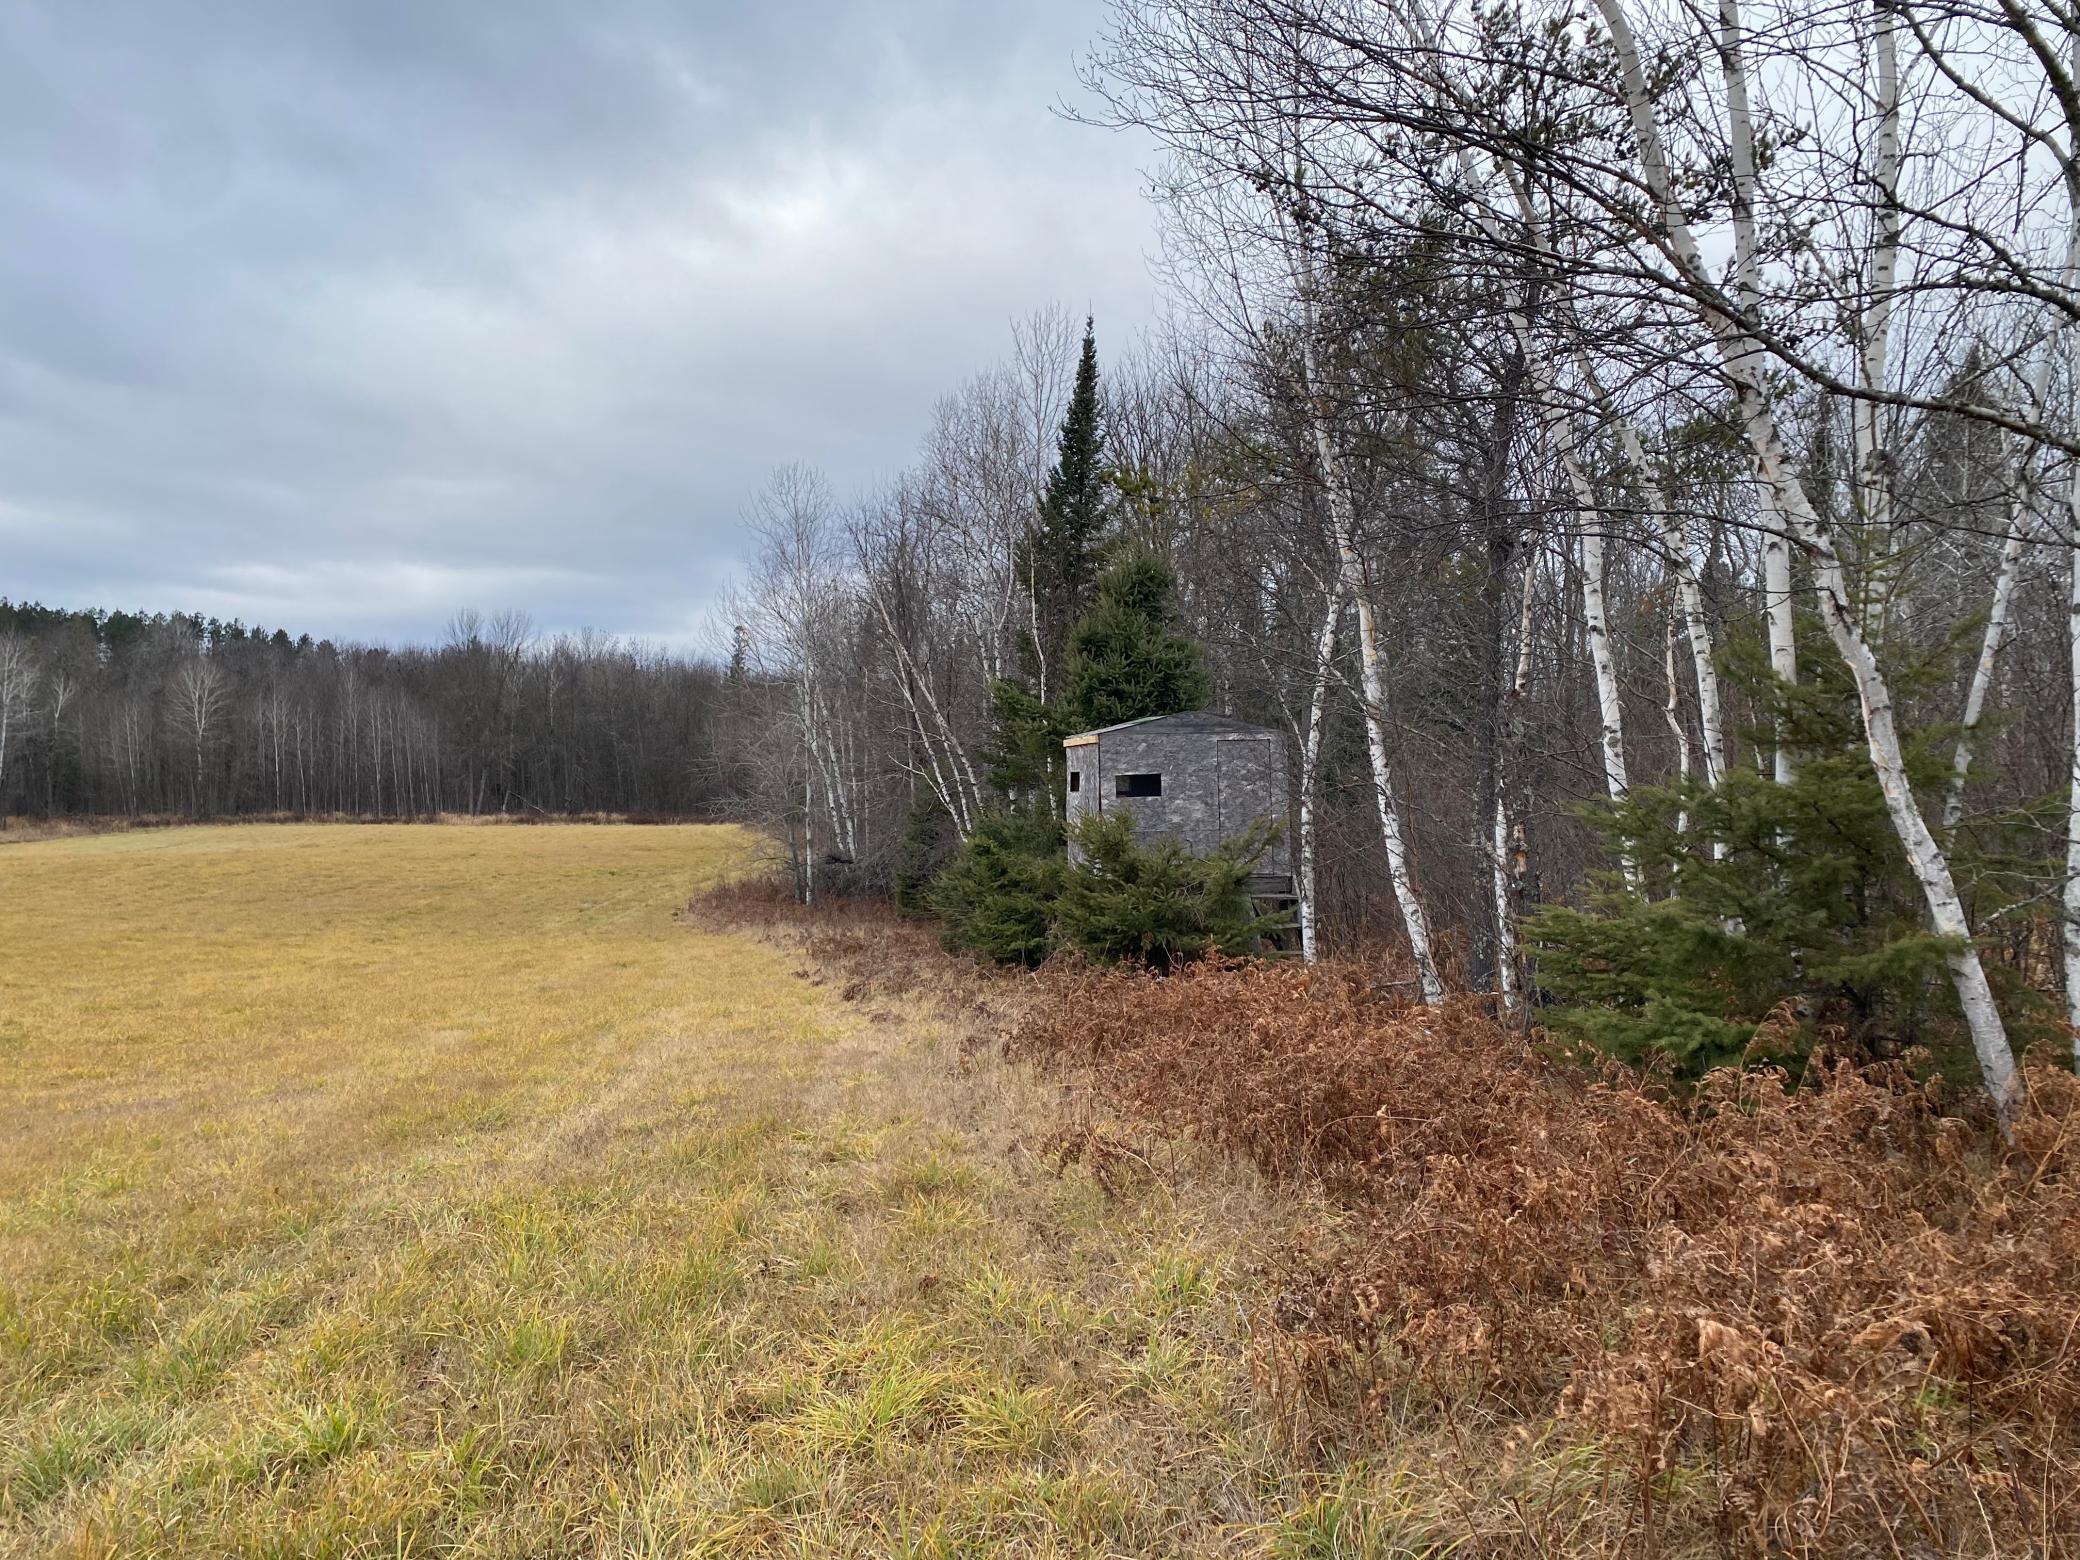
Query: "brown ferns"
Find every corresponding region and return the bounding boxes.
[1011,957,2080,1556]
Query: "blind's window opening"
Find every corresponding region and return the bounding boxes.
[1068,770,1081,793]
[1115,772,1162,798]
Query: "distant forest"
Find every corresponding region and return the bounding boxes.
[0,601,736,819]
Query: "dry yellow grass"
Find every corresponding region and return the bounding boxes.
[0,823,1402,1558]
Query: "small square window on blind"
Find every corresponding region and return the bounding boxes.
[1115,772,1162,798]
[1068,771,1081,792]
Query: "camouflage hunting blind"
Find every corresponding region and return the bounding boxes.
[1061,711,1294,899]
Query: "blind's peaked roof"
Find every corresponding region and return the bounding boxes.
[1061,710,1278,744]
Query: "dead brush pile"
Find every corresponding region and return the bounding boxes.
[1012,957,2080,1555]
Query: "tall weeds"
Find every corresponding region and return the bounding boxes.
[1011,958,2080,1555]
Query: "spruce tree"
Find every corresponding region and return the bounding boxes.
[1060,546,1210,732]
[1527,630,2053,1082]
[1057,812,1283,971]
[929,807,1064,967]
[980,680,1065,799]
[1017,320,1109,700]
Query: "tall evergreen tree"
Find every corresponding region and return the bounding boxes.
[1016,320,1109,701]
[1061,547,1209,732]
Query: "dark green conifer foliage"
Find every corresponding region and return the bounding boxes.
[1017,321,1110,697]
[981,678,1067,800]
[929,806,1063,968]
[1060,547,1211,733]
[1528,630,2049,1082]
[1056,812,1284,972]
[891,788,956,915]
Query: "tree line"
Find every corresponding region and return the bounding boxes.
[735,0,2080,1128]
[0,602,735,820]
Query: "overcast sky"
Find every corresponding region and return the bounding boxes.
[0,1,1163,649]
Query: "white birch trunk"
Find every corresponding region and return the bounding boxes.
[1615,418,1728,786]
[1715,0,1801,778]
[797,666,819,904]
[1277,169,1446,1004]
[1305,399,1447,1002]
[1579,508,1642,889]
[2065,482,2080,1053]
[1304,400,1446,1003]
[1026,578,1049,706]
[1579,509,1631,810]
[1493,556,1538,1014]
[1764,533,1799,788]
[1943,518,2029,834]
[2063,215,2080,1057]
[865,585,980,837]
[1947,216,2071,834]
[1296,595,1339,964]
[802,771,815,906]
[1660,620,1692,845]
[1853,0,1902,639]
[1341,562,1446,1005]
[2050,68,2080,1059]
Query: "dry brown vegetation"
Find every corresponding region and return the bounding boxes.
[1010,958,2080,1557]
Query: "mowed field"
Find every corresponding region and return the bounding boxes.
[0,824,1326,1558]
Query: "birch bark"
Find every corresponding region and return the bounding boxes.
[1493,556,1539,1013]
[1615,418,1728,787]
[1296,594,1340,963]
[1277,170,1447,1003]
[0,635,30,809]
[1663,615,1694,838]
[1943,501,2033,835]
[2066,469,2080,1057]
[1578,480,1633,813]
[2051,30,2080,1060]
[865,580,980,837]
[1853,0,1902,638]
[1714,0,1801,773]
[1310,416,1446,1004]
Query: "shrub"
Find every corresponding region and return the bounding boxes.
[1055,811,1283,972]
[1528,631,2050,1081]
[891,788,956,915]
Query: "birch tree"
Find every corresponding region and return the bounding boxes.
[0,633,34,820]
[168,656,228,818]
[1285,191,1448,1004]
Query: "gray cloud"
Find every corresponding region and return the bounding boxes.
[0,0,1161,646]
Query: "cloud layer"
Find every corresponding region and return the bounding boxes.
[0,1,1161,646]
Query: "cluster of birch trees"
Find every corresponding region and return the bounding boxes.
[0,603,732,820]
[740,0,2078,1119]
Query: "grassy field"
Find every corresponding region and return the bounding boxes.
[0,824,1358,1558]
